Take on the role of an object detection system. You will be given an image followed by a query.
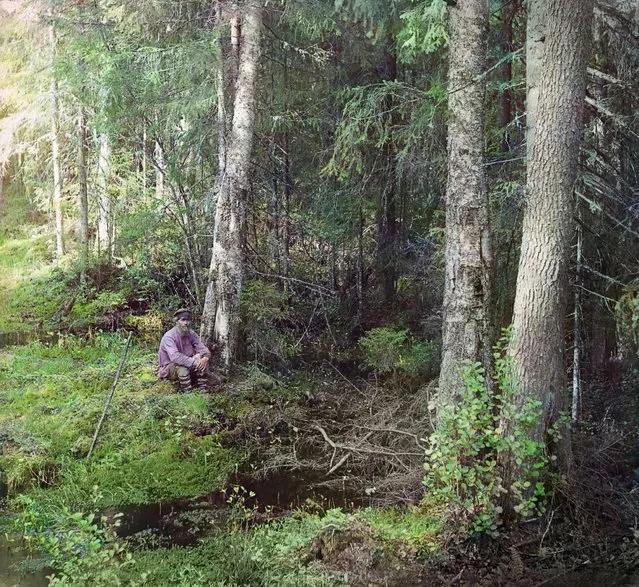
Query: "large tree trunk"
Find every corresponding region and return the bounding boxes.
[77,107,89,276]
[509,0,594,453]
[438,0,494,406]
[200,0,262,370]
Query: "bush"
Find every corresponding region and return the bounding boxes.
[424,347,549,536]
[359,327,439,385]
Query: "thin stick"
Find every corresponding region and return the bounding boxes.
[87,331,133,458]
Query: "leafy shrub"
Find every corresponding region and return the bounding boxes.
[424,348,548,536]
[359,327,439,384]
[15,495,143,586]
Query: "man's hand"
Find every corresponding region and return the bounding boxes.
[195,355,209,373]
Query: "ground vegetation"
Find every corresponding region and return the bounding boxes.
[1,0,639,585]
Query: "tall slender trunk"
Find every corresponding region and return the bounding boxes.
[438,0,494,407]
[141,128,148,195]
[154,140,164,201]
[357,205,364,325]
[201,0,262,369]
[572,213,582,424]
[77,107,89,276]
[0,163,5,223]
[96,133,111,257]
[50,26,64,260]
[376,39,399,304]
[509,0,594,453]
[283,129,291,278]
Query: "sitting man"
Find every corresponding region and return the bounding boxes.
[158,308,211,392]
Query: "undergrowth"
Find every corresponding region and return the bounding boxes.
[0,334,245,509]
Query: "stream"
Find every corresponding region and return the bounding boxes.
[0,536,49,587]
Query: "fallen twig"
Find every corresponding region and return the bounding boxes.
[87,331,133,458]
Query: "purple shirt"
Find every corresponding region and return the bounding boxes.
[157,326,211,378]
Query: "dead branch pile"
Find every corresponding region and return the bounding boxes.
[237,374,437,505]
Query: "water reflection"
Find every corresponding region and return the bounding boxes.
[0,537,49,587]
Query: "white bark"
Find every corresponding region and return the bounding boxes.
[77,107,89,272]
[201,0,262,369]
[96,133,111,257]
[50,25,64,259]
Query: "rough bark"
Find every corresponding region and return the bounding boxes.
[510,0,594,446]
[201,0,262,370]
[525,0,546,157]
[438,0,494,407]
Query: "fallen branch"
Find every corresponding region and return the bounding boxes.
[87,331,133,458]
[313,425,422,458]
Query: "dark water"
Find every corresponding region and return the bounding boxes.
[0,331,33,347]
[0,537,50,587]
[0,331,59,348]
[111,473,363,548]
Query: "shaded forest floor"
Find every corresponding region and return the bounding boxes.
[1,234,639,585]
[1,334,639,586]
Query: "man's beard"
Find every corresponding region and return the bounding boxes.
[176,323,190,335]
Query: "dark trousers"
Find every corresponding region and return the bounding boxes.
[166,363,208,391]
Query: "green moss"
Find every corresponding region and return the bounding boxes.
[28,439,243,510]
[359,506,442,552]
[120,514,347,587]
[0,335,245,512]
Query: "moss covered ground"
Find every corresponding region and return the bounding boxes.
[0,225,444,586]
[0,332,441,586]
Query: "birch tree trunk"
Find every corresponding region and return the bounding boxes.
[509,0,594,452]
[77,107,89,276]
[200,0,262,369]
[154,140,164,201]
[96,133,111,257]
[438,0,494,407]
[0,163,5,223]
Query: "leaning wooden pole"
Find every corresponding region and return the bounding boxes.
[87,331,133,458]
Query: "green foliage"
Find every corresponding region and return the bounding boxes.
[358,506,441,552]
[424,351,548,536]
[616,282,639,361]
[398,0,448,63]
[15,495,143,586]
[359,327,439,381]
[0,335,244,509]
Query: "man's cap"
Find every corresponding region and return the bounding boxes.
[173,308,192,320]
